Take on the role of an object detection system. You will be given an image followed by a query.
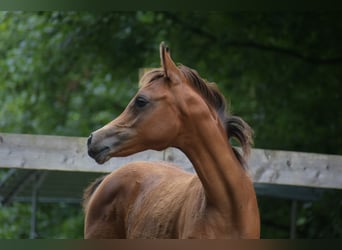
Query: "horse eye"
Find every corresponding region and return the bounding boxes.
[134,96,149,108]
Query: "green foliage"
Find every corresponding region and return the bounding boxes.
[258,190,342,238]
[36,203,84,239]
[0,203,31,238]
[296,191,342,238]
[0,11,341,238]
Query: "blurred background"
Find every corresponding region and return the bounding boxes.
[0,11,341,238]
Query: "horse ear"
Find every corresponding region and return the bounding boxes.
[160,42,182,83]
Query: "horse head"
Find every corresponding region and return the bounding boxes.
[87,42,206,164]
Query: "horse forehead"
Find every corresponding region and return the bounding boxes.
[139,78,172,95]
[142,75,195,94]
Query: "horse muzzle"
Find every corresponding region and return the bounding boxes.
[87,127,134,164]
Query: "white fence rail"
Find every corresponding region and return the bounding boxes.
[1,133,341,190]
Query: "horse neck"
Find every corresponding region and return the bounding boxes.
[177,111,256,220]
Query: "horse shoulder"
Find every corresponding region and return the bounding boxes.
[84,161,150,238]
[123,162,195,238]
[84,161,192,238]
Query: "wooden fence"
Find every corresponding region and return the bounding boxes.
[1,132,341,190]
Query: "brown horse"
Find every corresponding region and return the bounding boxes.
[84,42,260,238]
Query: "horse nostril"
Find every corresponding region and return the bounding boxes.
[87,134,93,147]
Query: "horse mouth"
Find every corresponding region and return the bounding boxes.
[88,146,111,164]
[87,131,134,164]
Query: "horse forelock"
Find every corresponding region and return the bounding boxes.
[139,66,253,168]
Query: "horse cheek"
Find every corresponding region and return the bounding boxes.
[144,114,180,150]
